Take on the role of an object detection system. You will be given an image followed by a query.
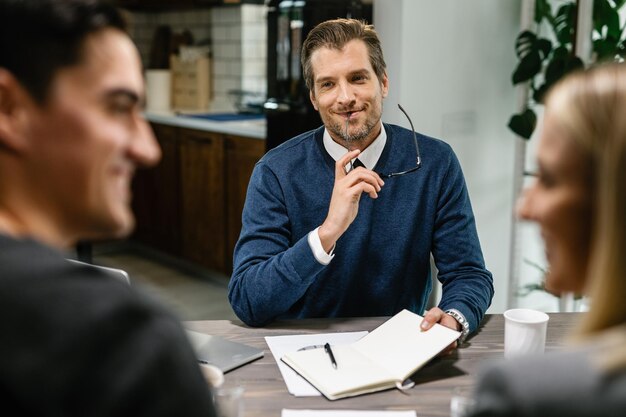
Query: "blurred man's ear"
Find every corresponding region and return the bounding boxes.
[0,69,31,154]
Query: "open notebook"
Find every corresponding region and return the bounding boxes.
[185,330,264,373]
[281,309,460,400]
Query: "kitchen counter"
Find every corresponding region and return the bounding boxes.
[145,110,266,140]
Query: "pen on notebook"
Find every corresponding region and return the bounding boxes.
[297,344,324,351]
[324,342,337,369]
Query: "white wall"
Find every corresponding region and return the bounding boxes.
[374,0,522,312]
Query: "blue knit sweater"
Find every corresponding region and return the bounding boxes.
[229,124,493,331]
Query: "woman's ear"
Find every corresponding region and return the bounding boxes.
[0,69,33,154]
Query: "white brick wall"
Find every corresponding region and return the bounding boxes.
[211,4,267,111]
[128,9,213,67]
[126,4,267,112]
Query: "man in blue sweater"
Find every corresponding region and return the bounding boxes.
[229,18,493,346]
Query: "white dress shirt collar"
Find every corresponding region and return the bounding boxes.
[322,121,387,170]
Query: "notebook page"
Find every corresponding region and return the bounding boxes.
[282,344,396,398]
[352,309,460,380]
[266,331,368,396]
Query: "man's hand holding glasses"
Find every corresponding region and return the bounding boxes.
[317,149,384,253]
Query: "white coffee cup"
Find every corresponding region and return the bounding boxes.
[504,308,549,358]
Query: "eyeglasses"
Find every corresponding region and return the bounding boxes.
[376,104,422,179]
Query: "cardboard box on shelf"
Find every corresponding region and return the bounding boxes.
[170,55,212,111]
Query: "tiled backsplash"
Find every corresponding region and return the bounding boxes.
[127,4,267,111]
[211,5,267,110]
[128,9,213,68]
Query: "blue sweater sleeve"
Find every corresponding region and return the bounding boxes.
[228,162,327,326]
[431,147,494,333]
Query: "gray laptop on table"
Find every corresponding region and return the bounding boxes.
[185,330,264,373]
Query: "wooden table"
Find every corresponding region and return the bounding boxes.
[185,313,580,417]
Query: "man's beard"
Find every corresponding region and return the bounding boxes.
[327,113,378,148]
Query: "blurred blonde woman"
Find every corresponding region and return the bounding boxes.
[470,63,626,416]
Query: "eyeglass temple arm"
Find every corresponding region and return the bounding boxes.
[397,103,422,167]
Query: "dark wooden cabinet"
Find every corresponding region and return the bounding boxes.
[224,134,265,270]
[179,129,226,272]
[132,123,180,255]
[132,123,264,275]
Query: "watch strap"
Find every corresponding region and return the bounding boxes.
[446,308,470,344]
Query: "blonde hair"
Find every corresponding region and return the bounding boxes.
[545,63,626,370]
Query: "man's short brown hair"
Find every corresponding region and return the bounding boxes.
[301,18,387,93]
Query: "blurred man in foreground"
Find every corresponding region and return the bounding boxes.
[0,1,215,415]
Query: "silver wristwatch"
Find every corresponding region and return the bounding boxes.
[446,309,470,345]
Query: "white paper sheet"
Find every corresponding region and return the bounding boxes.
[282,410,417,417]
[265,331,368,396]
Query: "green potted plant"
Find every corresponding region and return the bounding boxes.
[509,0,625,310]
[508,0,626,140]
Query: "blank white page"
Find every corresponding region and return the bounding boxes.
[352,309,460,380]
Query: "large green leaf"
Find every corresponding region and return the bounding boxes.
[594,0,611,32]
[618,41,626,59]
[514,32,552,60]
[552,45,570,59]
[532,83,550,104]
[511,31,552,85]
[508,108,537,139]
[605,6,620,38]
[545,54,584,84]
[533,54,583,103]
[536,38,552,58]
[594,39,610,60]
[514,30,537,58]
[593,0,621,38]
[534,0,553,24]
[513,53,542,85]
[554,3,576,45]
[594,37,620,61]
